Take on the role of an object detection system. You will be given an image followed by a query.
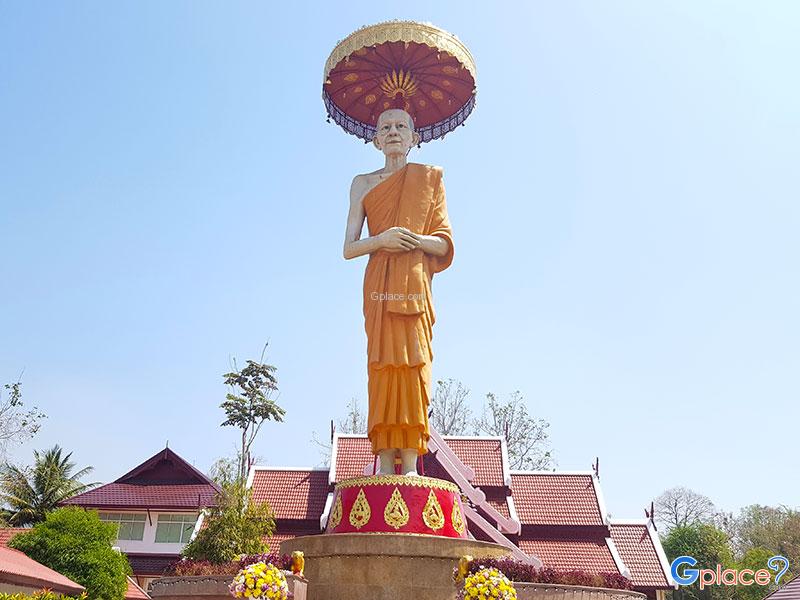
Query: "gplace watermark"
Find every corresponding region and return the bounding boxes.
[671,555,790,589]
[369,291,425,302]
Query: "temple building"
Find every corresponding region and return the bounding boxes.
[62,447,218,591]
[248,431,677,600]
[3,434,677,598]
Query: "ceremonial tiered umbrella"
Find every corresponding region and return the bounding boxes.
[323,21,477,143]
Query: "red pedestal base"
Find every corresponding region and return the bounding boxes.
[325,474,467,539]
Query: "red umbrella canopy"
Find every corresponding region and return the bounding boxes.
[323,21,477,143]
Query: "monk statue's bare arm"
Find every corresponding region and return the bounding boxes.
[416,234,449,257]
[343,176,425,259]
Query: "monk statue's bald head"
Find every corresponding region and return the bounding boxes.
[373,109,420,156]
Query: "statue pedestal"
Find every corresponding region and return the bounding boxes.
[280,533,512,600]
[149,574,307,600]
[325,474,468,537]
[281,474,511,599]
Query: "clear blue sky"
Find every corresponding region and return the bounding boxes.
[2,2,798,520]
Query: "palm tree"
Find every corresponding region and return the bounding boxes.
[0,445,98,526]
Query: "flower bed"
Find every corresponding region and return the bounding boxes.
[167,553,293,577]
[460,566,518,599]
[230,562,288,599]
[460,558,634,590]
[152,554,305,600]
[0,594,85,600]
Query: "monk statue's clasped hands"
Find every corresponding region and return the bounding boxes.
[379,226,422,252]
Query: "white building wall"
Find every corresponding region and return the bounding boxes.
[107,510,196,555]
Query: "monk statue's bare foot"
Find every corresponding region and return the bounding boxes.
[378,450,396,475]
[400,449,419,476]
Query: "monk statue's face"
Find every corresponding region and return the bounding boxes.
[372,109,421,157]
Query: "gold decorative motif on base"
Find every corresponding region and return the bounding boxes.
[452,501,466,535]
[336,474,460,493]
[349,488,372,530]
[328,475,469,538]
[328,494,343,531]
[384,487,410,530]
[422,489,445,531]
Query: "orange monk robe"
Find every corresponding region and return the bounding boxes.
[362,163,454,456]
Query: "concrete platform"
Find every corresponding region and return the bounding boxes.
[149,573,307,600]
[280,532,512,600]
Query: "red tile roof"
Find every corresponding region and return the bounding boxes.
[0,546,85,595]
[610,523,671,588]
[126,554,178,576]
[64,482,217,509]
[485,498,510,519]
[266,533,298,553]
[332,435,508,487]
[333,436,373,481]
[62,447,218,511]
[126,575,151,599]
[250,469,329,521]
[518,538,618,573]
[765,576,800,600]
[116,448,217,487]
[250,436,672,593]
[444,438,506,487]
[511,473,605,526]
[420,454,453,481]
[0,528,26,548]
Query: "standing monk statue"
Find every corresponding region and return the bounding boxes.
[323,20,476,476]
[343,108,454,476]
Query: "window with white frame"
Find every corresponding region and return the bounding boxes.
[154,513,197,543]
[99,512,146,541]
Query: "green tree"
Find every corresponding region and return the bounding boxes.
[9,507,130,600]
[655,487,717,533]
[182,480,275,564]
[319,380,556,470]
[733,505,800,571]
[1,381,46,460]
[430,379,472,435]
[208,455,240,487]
[662,523,735,600]
[474,391,553,470]
[221,352,286,481]
[337,397,367,435]
[1,445,97,526]
[310,397,367,465]
[732,547,786,600]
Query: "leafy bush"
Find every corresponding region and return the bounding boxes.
[460,558,634,590]
[181,481,275,564]
[0,594,86,600]
[8,507,131,600]
[169,558,238,576]
[168,551,292,576]
[238,552,293,572]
